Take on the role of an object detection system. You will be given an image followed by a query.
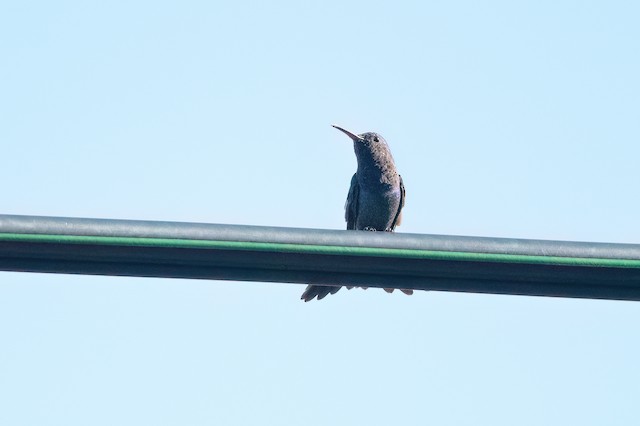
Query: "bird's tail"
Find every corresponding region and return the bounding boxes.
[300,285,413,301]
[300,285,341,302]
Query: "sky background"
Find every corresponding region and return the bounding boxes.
[1,1,640,425]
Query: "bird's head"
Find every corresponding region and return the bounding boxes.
[332,124,397,182]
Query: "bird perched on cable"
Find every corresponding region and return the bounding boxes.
[301,125,412,302]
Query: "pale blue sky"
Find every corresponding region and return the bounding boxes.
[1,1,639,425]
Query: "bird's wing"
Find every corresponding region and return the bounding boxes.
[302,174,358,302]
[390,174,405,230]
[345,173,359,230]
[391,176,413,296]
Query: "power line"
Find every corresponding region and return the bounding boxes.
[1,214,640,301]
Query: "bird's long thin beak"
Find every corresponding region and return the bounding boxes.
[332,125,361,141]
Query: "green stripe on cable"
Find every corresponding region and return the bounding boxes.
[2,232,640,269]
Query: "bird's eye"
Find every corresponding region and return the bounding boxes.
[373,136,379,142]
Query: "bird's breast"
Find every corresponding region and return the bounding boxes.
[355,186,402,231]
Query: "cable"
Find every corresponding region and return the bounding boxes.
[1,214,639,301]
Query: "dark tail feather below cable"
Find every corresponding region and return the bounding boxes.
[300,285,414,301]
[301,285,342,302]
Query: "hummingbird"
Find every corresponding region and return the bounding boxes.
[301,125,412,301]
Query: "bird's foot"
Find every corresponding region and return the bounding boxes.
[384,288,414,295]
[384,227,393,232]
[363,226,377,232]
